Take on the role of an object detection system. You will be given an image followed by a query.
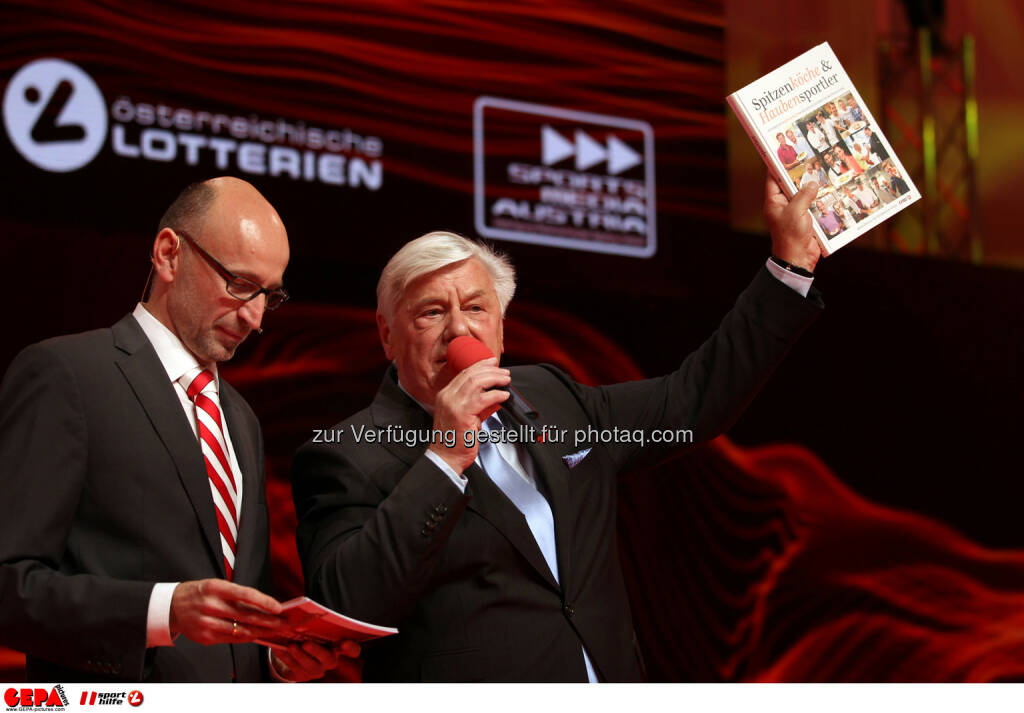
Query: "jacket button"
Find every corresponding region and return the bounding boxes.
[563,603,575,618]
[421,528,430,537]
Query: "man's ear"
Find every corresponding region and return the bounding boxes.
[376,311,394,360]
[151,228,182,285]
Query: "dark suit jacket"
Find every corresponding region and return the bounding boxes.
[867,133,889,161]
[292,268,822,682]
[0,314,272,682]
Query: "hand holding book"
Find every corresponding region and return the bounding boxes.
[269,639,361,682]
[253,596,397,647]
[763,174,821,273]
[253,596,396,681]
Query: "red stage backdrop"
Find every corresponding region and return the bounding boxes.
[1,0,1021,682]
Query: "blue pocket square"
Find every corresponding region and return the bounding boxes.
[561,448,592,469]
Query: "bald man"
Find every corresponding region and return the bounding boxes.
[0,178,352,682]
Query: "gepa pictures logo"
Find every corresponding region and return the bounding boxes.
[3,685,69,710]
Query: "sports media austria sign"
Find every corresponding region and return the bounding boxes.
[474,96,656,258]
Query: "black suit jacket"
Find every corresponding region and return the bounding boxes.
[0,314,272,682]
[867,133,889,161]
[292,268,822,681]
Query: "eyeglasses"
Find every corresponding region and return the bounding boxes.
[175,230,290,311]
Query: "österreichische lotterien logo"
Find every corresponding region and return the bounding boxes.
[3,57,107,172]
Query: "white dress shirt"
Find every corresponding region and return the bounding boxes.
[807,126,828,152]
[822,117,839,145]
[131,303,245,648]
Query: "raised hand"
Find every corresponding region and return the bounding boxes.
[763,173,822,273]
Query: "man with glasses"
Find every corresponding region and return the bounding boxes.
[0,177,355,682]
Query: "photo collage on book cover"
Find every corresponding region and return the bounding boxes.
[772,93,912,240]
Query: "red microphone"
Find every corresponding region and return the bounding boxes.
[447,336,502,419]
[445,336,538,426]
[446,335,496,372]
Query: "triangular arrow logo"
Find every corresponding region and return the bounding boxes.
[575,130,606,171]
[539,127,643,175]
[607,134,641,174]
[542,125,574,165]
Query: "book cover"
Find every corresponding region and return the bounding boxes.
[727,42,920,255]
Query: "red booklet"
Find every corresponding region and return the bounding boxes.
[255,596,398,648]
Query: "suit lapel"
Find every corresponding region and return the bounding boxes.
[368,372,435,469]
[112,315,226,579]
[220,387,260,585]
[463,461,560,591]
[521,421,573,595]
[370,367,560,592]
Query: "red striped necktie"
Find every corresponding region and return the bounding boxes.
[181,368,241,580]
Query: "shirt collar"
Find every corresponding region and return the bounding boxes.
[131,302,218,386]
[397,377,433,415]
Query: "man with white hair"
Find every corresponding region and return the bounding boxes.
[292,177,824,681]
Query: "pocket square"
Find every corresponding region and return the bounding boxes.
[561,448,592,469]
